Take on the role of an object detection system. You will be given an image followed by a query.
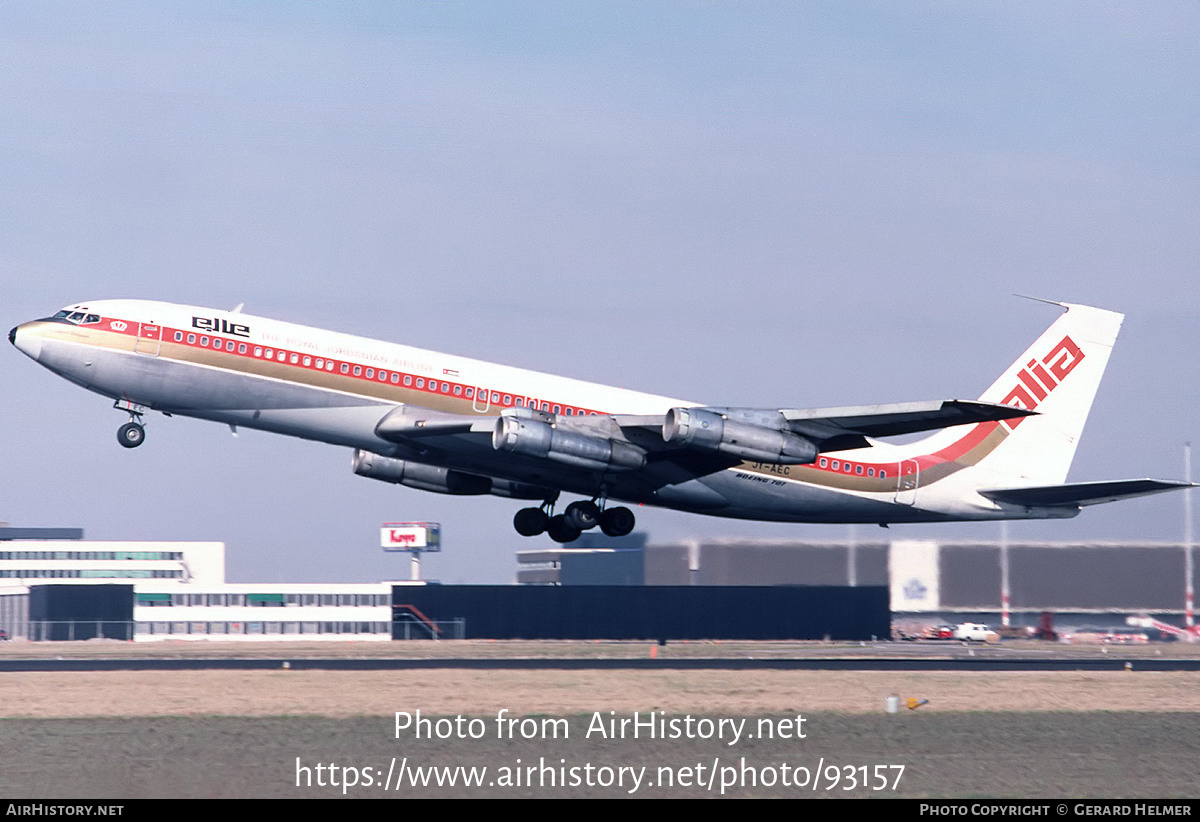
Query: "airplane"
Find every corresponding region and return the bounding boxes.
[8,299,1193,543]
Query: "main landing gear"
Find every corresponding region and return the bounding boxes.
[114,400,146,449]
[512,496,637,544]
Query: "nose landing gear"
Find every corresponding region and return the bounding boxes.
[113,399,147,448]
[117,421,145,449]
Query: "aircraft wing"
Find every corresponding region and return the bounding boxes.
[779,399,1035,447]
[979,479,1197,508]
[375,405,494,439]
[616,398,1034,454]
[369,398,1037,491]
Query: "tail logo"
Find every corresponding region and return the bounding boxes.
[1000,335,1085,430]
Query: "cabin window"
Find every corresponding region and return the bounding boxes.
[856,465,863,475]
[264,348,273,359]
[288,353,297,364]
[173,331,183,342]
[379,371,388,382]
[277,351,286,361]
[200,336,209,346]
[819,458,828,468]
[491,392,500,403]
[253,346,261,356]
[553,405,561,414]
[326,361,334,371]
[868,468,875,477]
[189,334,197,344]
[503,394,512,406]
[365,368,374,378]
[879,470,887,479]
[391,373,400,384]
[315,358,324,369]
[441,382,449,392]
[303,356,311,367]
[352,365,361,376]
[340,363,349,374]
[416,378,424,388]
[226,341,235,351]
[465,388,474,398]
[238,343,247,354]
[404,375,412,386]
[453,385,461,395]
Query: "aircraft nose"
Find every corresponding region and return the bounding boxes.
[9,323,42,361]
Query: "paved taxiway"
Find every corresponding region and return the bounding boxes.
[2,639,1198,671]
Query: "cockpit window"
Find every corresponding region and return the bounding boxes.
[52,310,101,325]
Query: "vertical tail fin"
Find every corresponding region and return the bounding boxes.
[974,301,1123,485]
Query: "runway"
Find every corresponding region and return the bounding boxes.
[3,639,1199,671]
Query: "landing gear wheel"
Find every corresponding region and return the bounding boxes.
[599,506,636,537]
[564,500,601,531]
[117,421,145,449]
[513,507,549,537]
[547,515,582,544]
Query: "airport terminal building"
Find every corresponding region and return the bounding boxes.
[0,525,1194,640]
[0,529,405,642]
[519,535,1198,629]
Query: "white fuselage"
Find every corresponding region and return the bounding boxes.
[9,299,1080,525]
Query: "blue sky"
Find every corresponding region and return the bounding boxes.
[2,2,1198,583]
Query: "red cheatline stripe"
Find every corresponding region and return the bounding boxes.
[81,315,604,417]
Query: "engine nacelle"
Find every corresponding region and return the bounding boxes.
[492,417,645,472]
[662,407,819,465]
[352,450,550,499]
[352,450,491,495]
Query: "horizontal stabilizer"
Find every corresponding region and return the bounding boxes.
[980,479,1196,508]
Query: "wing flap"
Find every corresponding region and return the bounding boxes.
[980,479,1197,508]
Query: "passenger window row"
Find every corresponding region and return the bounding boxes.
[168,325,601,416]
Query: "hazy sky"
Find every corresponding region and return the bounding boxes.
[2,2,1198,584]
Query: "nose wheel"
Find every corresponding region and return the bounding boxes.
[113,399,148,448]
[117,421,145,448]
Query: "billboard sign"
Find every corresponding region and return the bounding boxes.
[381,522,441,552]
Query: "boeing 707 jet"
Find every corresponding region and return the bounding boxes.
[9,299,1192,542]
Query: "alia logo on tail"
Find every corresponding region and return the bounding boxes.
[1000,335,1085,430]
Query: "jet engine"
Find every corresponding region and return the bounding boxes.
[351,450,546,498]
[492,416,645,472]
[662,407,819,465]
